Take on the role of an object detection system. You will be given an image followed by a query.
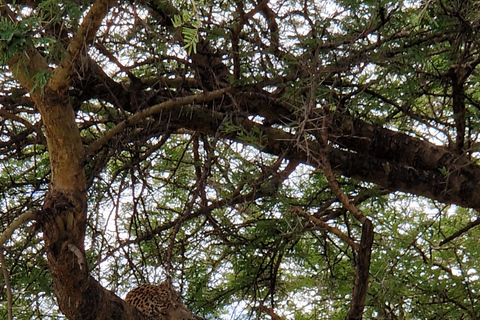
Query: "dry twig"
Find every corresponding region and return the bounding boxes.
[0,211,36,247]
[293,207,359,250]
[0,248,13,320]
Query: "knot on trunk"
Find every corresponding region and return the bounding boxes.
[37,190,86,258]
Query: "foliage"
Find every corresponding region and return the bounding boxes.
[2,0,480,319]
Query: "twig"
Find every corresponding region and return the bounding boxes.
[293,207,359,250]
[85,88,228,156]
[439,216,480,246]
[0,248,13,320]
[0,211,36,247]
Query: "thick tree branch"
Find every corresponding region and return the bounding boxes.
[7,47,50,96]
[148,105,480,210]
[49,0,116,93]
[6,2,127,319]
[346,219,374,320]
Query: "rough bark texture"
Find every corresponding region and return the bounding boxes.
[76,64,480,209]
[19,54,146,320]
[5,1,149,319]
[141,105,480,210]
[5,1,480,319]
[346,220,374,320]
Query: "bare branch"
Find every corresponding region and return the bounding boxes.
[85,88,228,156]
[0,211,36,247]
[0,248,13,320]
[293,207,359,250]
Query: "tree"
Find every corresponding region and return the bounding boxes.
[1,0,480,319]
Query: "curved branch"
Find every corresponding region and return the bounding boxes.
[0,211,36,247]
[49,0,117,92]
[85,88,228,156]
[293,207,359,250]
[0,109,47,145]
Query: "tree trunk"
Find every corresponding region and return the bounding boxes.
[5,2,147,319]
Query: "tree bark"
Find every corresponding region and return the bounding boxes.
[146,105,480,210]
[11,49,146,320]
[346,219,374,320]
[5,1,150,319]
[5,1,480,319]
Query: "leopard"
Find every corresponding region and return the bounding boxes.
[125,281,195,320]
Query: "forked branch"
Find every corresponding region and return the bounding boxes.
[49,0,117,92]
[294,207,359,250]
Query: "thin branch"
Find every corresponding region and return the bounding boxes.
[313,117,367,223]
[439,216,480,246]
[0,248,13,320]
[258,305,283,320]
[0,211,36,247]
[306,107,373,319]
[413,241,456,276]
[0,108,35,128]
[0,108,47,145]
[293,207,359,250]
[85,88,228,156]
